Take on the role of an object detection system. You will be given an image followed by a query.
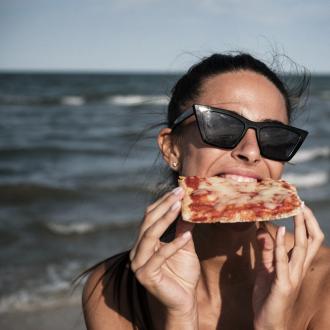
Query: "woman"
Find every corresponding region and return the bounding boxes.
[82,53,330,329]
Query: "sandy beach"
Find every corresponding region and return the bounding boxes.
[0,302,85,330]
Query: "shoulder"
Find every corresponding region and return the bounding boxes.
[82,253,133,330]
[300,245,330,329]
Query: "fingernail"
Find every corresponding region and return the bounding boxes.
[182,231,191,240]
[279,226,286,237]
[171,200,181,211]
[172,187,183,195]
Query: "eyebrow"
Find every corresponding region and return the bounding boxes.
[261,118,287,125]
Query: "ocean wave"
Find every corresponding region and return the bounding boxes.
[0,94,169,107]
[0,284,82,313]
[0,289,80,313]
[0,184,81,204]
[292,146,330,163]
[0,263,83,313]
[60,95,85,106]
[0,181,153,205]
[283,171,328,188]
[44,218,138,236]
[45,222,96,235]
[109,95,169,106]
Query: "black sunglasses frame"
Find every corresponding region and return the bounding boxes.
[171,104,308,162]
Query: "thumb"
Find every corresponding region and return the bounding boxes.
[256,227,275,273]
[175,218,196,253]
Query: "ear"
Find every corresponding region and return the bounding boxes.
[157,128,181,171]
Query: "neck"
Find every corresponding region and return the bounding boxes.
[194,222,261,302]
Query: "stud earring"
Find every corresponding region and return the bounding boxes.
[172,162,178,168]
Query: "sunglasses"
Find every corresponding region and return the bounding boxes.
[171,104,308,161]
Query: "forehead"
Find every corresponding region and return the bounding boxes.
[196,70,288,124]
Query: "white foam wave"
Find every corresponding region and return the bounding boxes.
[0,262,84,313]
[292,146,330,163]
[46,222,96,235]
[0,289,80,313]
[283,172,328,188]
[109,95,169,106]
[61,96,85,106]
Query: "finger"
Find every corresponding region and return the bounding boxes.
[289,210,307,274]
[256,227,275,273]
[144,200,182,244]
[131,200,182,271]
[146,191,172,213]
[147,187,184,223]
[130,187,184,261]
[140,187,184,236]
[135,231,192,284]
[302,206,324,272]
[275,226,290,283]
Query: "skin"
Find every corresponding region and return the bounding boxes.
[83,70,330,330]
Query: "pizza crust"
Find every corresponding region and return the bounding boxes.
[178,176,303,223]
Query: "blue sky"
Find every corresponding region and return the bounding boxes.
[1,0,329,73]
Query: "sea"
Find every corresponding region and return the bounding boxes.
[0,72,329,314]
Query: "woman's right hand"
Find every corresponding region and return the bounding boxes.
[129,187,201,319]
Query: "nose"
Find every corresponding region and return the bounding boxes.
[231,128,261,163]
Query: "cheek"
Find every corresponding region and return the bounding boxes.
[265,159,285,179]
[180,143,227,176]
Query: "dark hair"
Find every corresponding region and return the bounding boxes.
[75,52,310,329]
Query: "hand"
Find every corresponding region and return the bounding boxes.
[253,206,324,330]
[129,187,201,318]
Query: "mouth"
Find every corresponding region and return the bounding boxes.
[216,173,262,182]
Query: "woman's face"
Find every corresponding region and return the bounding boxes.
[178,70,288,181]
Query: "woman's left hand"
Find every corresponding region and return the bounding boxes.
[252,206,324,330]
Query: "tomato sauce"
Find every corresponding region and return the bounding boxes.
[185,176,201,190]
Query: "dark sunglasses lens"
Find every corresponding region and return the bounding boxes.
[202,111,245,147]
[259,127,301,160]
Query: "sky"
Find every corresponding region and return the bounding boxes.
[1,0,330,73]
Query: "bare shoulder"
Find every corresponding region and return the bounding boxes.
[299,245,330,329]
[82,255,133,330]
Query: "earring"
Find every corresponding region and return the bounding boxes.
[172,162,178,168]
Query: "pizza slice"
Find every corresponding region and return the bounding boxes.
[178,176,303,223]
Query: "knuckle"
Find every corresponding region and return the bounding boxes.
[277,254,288,264]
[130,260,138,273]
[143,227,155,240]
[279,283,293,297]
[134,268,145,282]
[296,242,308,251]
[155,249,167,262]
[318,232,325,243]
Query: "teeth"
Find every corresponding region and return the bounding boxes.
[222,174,257,182]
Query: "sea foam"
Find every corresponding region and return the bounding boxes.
[45,222,96,235]
[61,96,85,106]
[109,95,169,106]
[283,171,328,188]
[292,146,330,163]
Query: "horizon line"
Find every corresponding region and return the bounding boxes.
[0,68,330,76]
